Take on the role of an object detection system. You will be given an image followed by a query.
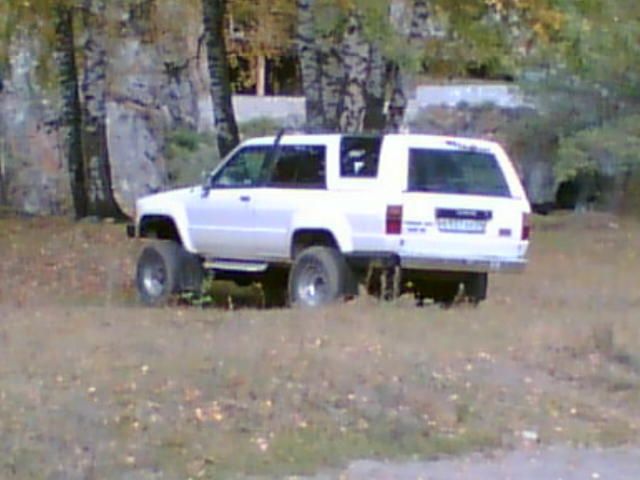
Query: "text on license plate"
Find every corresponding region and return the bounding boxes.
[437,218,487,233]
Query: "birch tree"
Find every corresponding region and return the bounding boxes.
[80,0,123,218]
[53,2,87,218]
[296,0,565,134]
[202,0,240,157]
[296,0,435,133]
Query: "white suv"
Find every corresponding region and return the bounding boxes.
[128,133,531,307]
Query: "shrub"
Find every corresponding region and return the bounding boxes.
[238,117,285,139]
[556,115,640,183]
[165,129,220,187]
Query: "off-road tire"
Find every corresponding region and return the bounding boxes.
[136,241,203,306]
[288,246,353,308]
[464,272,488,305]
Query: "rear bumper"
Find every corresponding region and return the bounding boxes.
[401,256,527,273]
[347,251,526,273]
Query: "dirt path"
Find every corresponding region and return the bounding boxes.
[342,446,640,480]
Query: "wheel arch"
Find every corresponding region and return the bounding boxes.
[290,228,341,259]
[139,215,184,245]
[289,212,354,259]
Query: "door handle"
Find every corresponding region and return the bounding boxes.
[239,195,251,203]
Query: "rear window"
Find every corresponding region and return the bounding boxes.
[408,148,511,197]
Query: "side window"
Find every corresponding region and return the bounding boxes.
[340,136,382,178]
[269,145,326,189]
[211,146,271,188]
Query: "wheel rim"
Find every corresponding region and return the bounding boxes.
[296,258,330,306]
[140,253,167,299]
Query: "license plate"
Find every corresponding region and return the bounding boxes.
[437,218,486,233]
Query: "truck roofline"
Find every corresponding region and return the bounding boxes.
[242,133,505,150]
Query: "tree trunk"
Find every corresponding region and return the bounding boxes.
[318,40,345,131]
[256,55,266,96]
[409,0,431,42]
[297,2,383,133]
[297,1,432,134]
[338,13,369,133]
[385,62,407,133]
[385,0,433,132]
[0,61,6,205]
[363,44,386,132]
[202,0,240,158]
[81,0,123,218]
[0,129,5,206]
[296,0,326,131]
[53,3,87,219]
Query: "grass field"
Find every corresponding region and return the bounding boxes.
[0,213,639,479]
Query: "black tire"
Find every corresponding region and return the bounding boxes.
[288,246,353,308]
[136,241,203,306]
[464,272,488,305]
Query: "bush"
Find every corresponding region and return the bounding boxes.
[553,115,640,211]
[238,117,285,139]
[165,129,220,187]
[556,115,640,182]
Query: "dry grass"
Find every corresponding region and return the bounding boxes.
[0,212,640,479]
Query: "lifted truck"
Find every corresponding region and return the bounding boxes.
[128,133,531,308]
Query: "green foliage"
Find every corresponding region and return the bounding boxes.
[553,0,640,99]
[515,0,640,206]
[555,115,640,183]
[228,0,297,63]
[238,117,285,139]
[525,0,640,112]
[165,128,220,187]
[313,0,414,68]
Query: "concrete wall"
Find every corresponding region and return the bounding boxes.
[233,83,529,124]
[413,84,526,108]
[233,95,306,124]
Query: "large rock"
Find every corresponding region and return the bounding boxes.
[1,17,559,218]
[106,1,215,217]
[0,32,71,215]
[0,3,215,217]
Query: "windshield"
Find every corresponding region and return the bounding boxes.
[408,148,511,197]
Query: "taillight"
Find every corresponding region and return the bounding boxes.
[521,212,531,240]
[386,205,403,235]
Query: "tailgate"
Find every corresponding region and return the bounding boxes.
[400,193,528,262]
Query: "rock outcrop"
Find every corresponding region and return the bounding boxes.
[0,32,71,215]
[106,1,214,216]
[0,1,214,217]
